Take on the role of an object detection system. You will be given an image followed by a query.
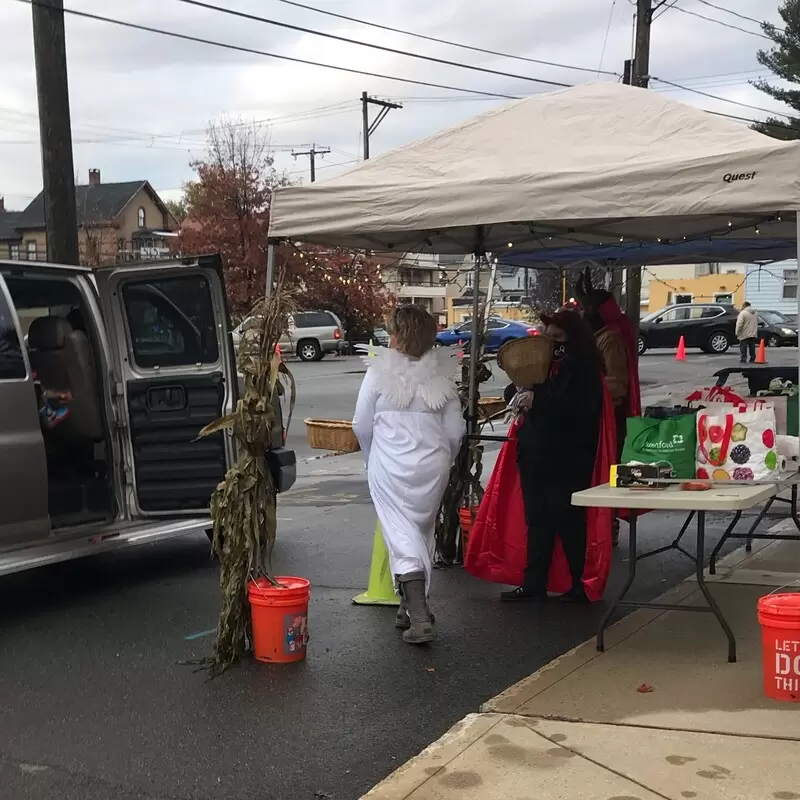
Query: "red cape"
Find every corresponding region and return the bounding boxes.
[465,381,617,602]
[598,298,641,418]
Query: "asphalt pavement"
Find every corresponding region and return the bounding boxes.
[1,347,798,800]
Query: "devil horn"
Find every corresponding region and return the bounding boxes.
[584,266,595,295]
[575,272,585,300]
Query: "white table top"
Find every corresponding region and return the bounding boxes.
[572,482,778,511]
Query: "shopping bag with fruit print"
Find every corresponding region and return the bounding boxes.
[696,407,779,482]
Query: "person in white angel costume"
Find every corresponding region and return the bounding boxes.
[352,305,465,644]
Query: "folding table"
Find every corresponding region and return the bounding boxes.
[572,483,778,663]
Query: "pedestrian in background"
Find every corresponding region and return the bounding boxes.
[352,305,464,644]
[736,301,758,363]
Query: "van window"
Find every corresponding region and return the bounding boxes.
[0,285,25,380]
[121,275,219,369]
[294,312,336,328]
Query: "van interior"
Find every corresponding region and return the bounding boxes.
[5,275,113,528]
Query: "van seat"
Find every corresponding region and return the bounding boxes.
[28,316,103,442]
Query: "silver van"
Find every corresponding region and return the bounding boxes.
[233,310,343,361]
[0,254,292,577]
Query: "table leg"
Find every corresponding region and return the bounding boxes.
[696,511,737,663]
[792,484,800,534]
[744,496,775,553]
[597,512,638,653]
[708,510,742,575]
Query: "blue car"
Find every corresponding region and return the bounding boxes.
[436,318,539,353]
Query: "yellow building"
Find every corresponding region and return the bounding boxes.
[647,272,745,313]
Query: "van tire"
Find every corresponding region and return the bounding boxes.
[297,339,323,362]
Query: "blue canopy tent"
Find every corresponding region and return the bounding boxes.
[497,238,797,270]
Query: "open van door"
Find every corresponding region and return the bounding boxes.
[95,255,236,517]
[0,273,50,545]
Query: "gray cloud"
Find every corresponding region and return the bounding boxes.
[0,0,788,208]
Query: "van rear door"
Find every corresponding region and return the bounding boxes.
[95,256,235,517]
[0,273,50,545]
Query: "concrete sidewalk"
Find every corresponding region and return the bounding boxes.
[360,528,800,799]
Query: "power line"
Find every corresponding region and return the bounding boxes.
[652,0,680,21]
[597,0,617,77]
[172,0,573,90]
[270,0,620,78]
[669,4,771,39]
[15,0,523,100]
[651,76,793,118]
[693,0,784,33]
[0,102,359,147]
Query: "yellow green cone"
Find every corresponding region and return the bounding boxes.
[352,521,400,606]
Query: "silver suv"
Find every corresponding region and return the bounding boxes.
[233,310,343,361]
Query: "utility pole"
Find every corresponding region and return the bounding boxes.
[624,0,653,323]
[292,143,330,183]
[31,0,79,265]
[361,92,402,160]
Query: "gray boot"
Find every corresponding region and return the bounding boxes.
[397,572,436,644]
[395,595,435,630]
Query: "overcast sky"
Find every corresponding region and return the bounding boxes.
[0,0,789,209]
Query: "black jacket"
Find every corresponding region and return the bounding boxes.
[507,353,603,491]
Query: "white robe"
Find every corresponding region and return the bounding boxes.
[352,348,465,591]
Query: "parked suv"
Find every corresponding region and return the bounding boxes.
[233,310,343,361]
[638,304,738,355]
[0,253,294,578]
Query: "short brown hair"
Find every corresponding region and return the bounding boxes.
[387,305,437,358]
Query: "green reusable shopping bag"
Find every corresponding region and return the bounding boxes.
[621,414,697,479]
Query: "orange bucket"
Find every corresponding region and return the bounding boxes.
[757,593,800,702]
[459,506,479,555]
[248,577,310,664]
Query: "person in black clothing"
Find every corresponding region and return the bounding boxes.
[501,309,606,603]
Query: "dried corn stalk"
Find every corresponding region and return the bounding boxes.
[198,287,296,677]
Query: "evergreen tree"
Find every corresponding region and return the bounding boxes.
[753,0,800,139]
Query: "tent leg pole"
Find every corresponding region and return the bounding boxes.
[265,243,276,298]
[796,213,800,391]
[467,253,483,439]
[625,265,642,328]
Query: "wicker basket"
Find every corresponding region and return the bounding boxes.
[497,334,553,387]
[304,419,361,453]
[478,396,507,418]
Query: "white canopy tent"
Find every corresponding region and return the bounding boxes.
[270,82,800,257]
[269,82,800,440]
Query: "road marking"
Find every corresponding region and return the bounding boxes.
[185,628,216,641]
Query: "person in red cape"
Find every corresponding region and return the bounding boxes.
[465,309,617,603]
[576,267,642,543]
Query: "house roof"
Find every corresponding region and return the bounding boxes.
[0,211,23,241]
[15,180,168,229]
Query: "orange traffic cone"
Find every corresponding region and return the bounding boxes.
[675,336,686,361]
[755,339,768,364]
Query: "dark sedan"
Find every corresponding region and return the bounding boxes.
[637,303,738,355]
[758,310,798,347]
[638,304,799,355]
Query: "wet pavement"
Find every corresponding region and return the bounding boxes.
[0,479,755,800]
[1,349,797,799]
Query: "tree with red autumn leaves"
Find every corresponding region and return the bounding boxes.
[284,245,395,344]
[178,118,395,326]
[178,117,289,315]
